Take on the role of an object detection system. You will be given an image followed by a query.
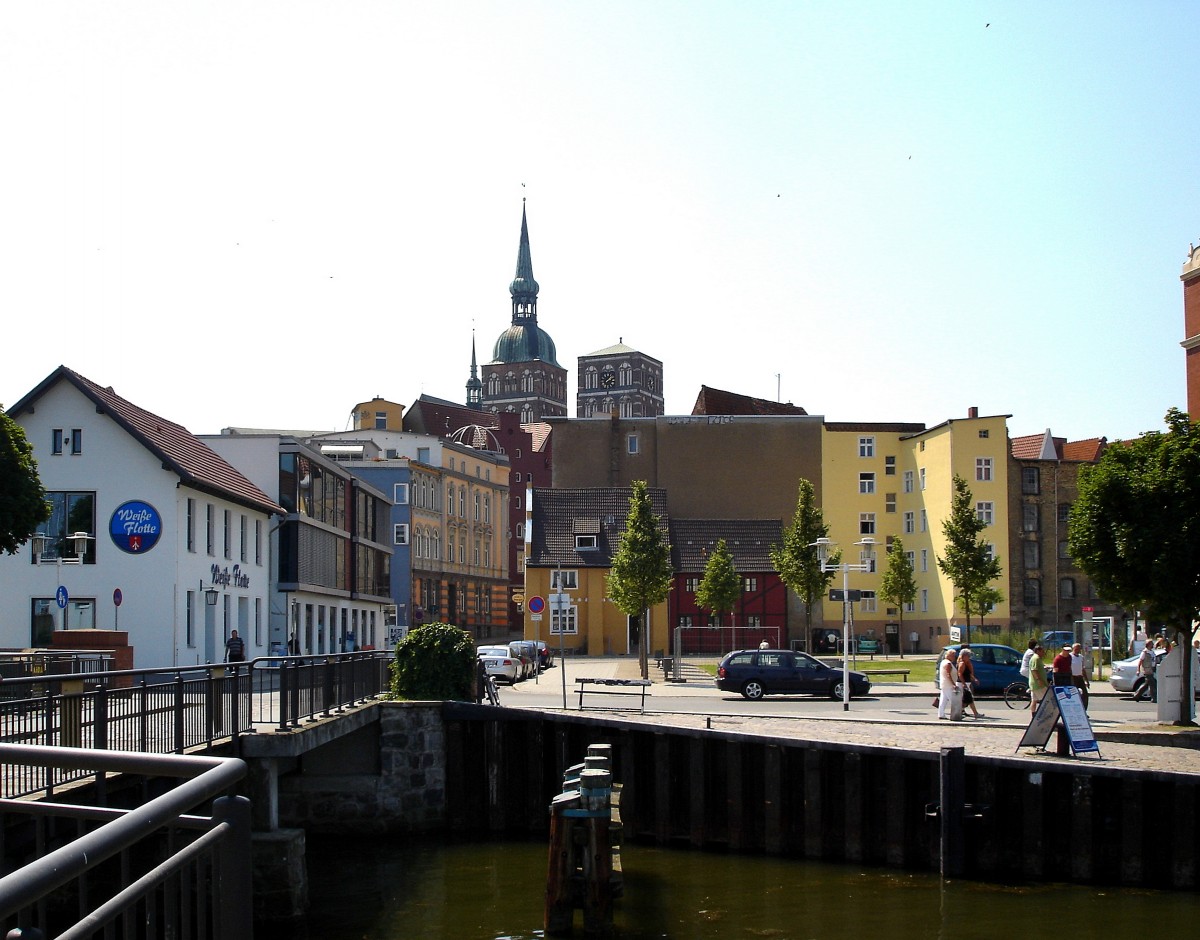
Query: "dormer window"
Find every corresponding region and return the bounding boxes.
[575,534,598,551]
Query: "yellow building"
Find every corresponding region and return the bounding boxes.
[524,487,671,657]
[820,409,1011,652]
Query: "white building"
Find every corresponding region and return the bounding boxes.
[0,367,282,668]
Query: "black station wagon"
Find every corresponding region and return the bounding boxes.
[716,649,872,701]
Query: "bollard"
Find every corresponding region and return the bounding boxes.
[939,746,965,878]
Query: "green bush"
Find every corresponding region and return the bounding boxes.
[389,622,475,701]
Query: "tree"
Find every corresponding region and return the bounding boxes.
[389,622,476,701]
[695,538,741,631]
[770,479,837,640]
[0,408,50,555]
[607,481,673,679]
[1070,408,1200,725]
[936,475,1003,647]
[878,536,917,657]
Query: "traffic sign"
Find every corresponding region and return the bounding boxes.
[113,588,123,607]
[528,595,545,614]
[56,585,69,609]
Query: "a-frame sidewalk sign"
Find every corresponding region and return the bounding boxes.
[1016,684,1101,758]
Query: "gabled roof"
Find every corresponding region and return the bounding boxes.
[7,366,283,516]
[529,487,669,567]
[669,519,782,572]
[691,385,808,416]
[1011,430,1107,463]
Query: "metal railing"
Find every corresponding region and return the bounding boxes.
[1,652,392,799]
[0,744,251,940]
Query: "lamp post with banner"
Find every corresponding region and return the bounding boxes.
[810,536,876,712]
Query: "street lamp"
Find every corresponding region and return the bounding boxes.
[811,536,876,711]
[31,531,95,632]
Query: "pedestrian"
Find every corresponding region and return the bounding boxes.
[1020,638,1038,682]
[958,648,983,719]
[1052,644,1074,687]
[937,648,963,721]
[759,639,769,650]
[1136,640,1158,703]
[288,632,300,655]
[224,629,246,663]
[1070,643,1089,709]
[1028,643,1047,713]
[475,656,488,704]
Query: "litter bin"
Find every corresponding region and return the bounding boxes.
[660,657,673,678]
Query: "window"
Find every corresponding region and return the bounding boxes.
[903,470,914,493]
[976,501,993,525]
[859,513,876,535]
[1058,503,1071,523]
[685,577,700,592]
[552,570,579,590]
[905,550,915,569]
[417,447,430,463]
[447,485,454,515]
[1060,578,1076,599]
[920,510,927,532]
[1024,541,1040,569]
[223,509,232,559]
[1021,467,1040,495]
[859,437,875,457]
[859,472,876,495]
[903,511,915,534]
[1058,541,1071,560]
[860,591,877,613]
[1023,504,1039,532]
[394,483,409,504]
[627,433,640,455]
[919,468,926,490]
[976,457,993,482]
[394,524,409,545]
[474,493,480,521]
[920,589,929,612]
[551,603,578,635]
[885,493,896,513]
[186,499,196,553]
[920,549,928,572]
[186,591,195,647]
[52,429,64,455]
[206,505,215,555]
[743,577,758,593]
[978,429,989,439]
[1024,579,1042,606]
[240,514,248,562]
[885,456,896,475]
[255,519,262,565]
[575,534,598,550]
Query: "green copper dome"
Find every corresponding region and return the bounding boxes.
[491,324,560,366]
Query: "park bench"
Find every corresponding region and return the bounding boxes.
[868,668,911,682]
[576,678,651,713]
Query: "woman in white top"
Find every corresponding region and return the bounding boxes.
[937,648,962,721]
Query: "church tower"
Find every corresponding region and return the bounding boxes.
[481,204,567,422]
[465,331,483,410]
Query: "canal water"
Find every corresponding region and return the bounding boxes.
[267,835,1193,940]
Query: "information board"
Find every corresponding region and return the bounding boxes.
[1015,684,1100,757]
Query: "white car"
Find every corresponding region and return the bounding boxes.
[1108,654,1149,696]
[478,645,522,685]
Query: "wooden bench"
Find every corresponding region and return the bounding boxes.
[576,678,651,713]
[868,668,911,682]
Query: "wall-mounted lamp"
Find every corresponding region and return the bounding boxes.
[202,582,220,606]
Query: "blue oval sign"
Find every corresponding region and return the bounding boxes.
[109,501,163,554]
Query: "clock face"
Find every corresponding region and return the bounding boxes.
[600,371,616,388]
[646,376,656,391]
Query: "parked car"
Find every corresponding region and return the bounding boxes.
[1041,630,1076,649]
[534,640,554,669]
[715,649,871,701]
[477,645,522,685]
[1109,648,1199,698]
[511,640,540,677]
[933,644,1025,694]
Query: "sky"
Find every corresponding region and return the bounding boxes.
[3,2,1197,444]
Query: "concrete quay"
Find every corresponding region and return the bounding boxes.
[508,655,1200,776]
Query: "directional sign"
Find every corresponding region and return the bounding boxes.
[527,595,546,614]
[56,585,69,609]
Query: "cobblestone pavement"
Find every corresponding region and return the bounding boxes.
[534,655,1200,777]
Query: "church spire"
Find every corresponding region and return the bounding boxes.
[466,329,482,410]
[509,202,539,324]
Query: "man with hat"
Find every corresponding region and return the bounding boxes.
[1051,644,1074,687]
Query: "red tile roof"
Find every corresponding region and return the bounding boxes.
[1061,438,1107,462]
[8,366,283,516]
[691,385,808,416]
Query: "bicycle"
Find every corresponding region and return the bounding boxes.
[1003,680,1031,709]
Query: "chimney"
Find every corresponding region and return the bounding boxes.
[968,406,979,419]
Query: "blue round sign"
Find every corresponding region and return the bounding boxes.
[56,585,69,609]
[109,501,163,554]
[528,595,545,614]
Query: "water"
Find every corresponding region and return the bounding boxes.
[265,835,1193,940]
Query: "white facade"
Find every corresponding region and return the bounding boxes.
[0,376,277,668]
